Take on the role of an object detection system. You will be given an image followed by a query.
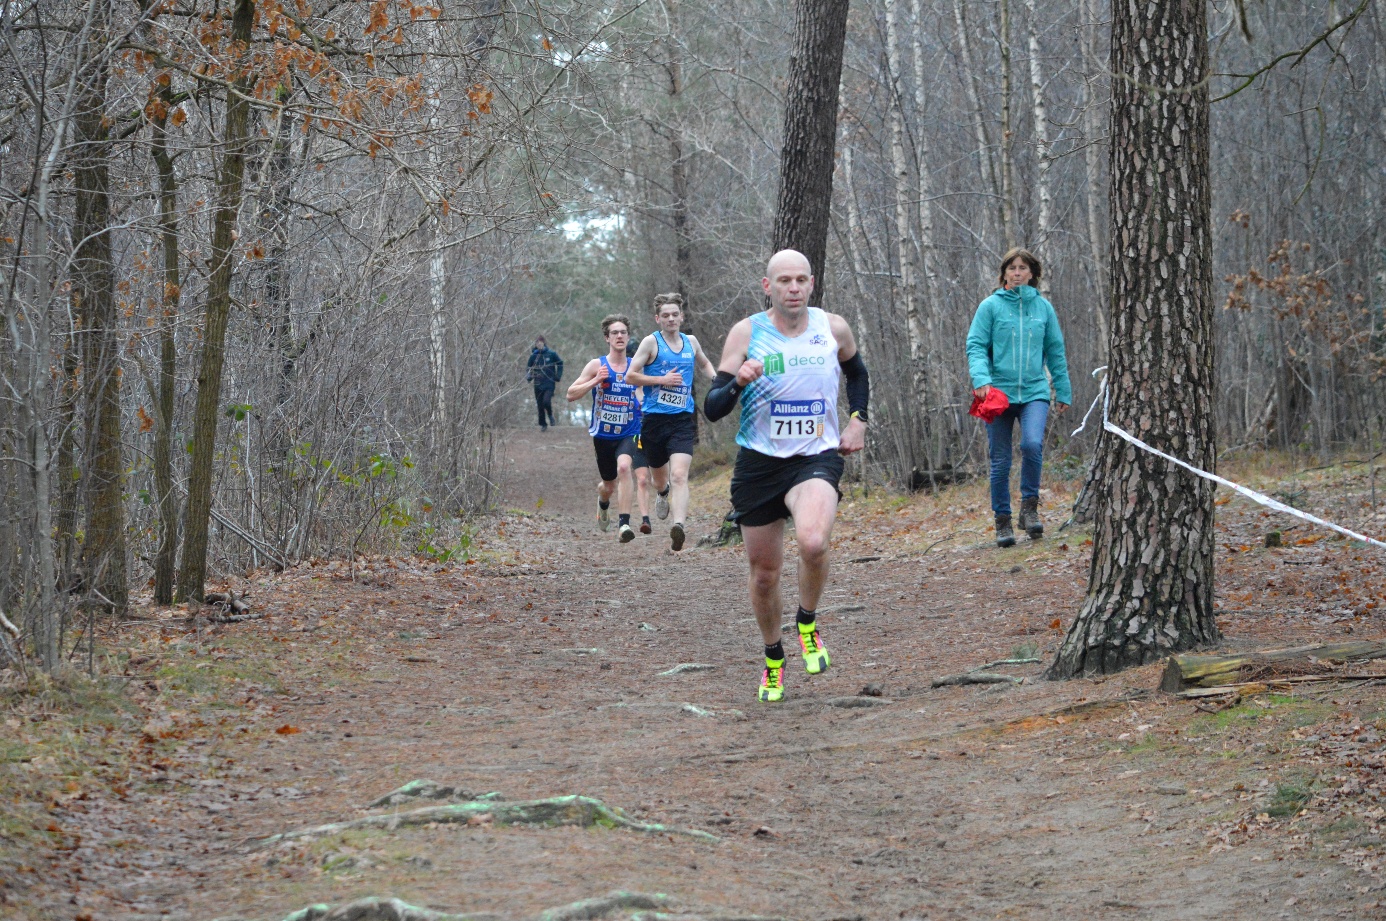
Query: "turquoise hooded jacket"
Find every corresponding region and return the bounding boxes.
[965,284,1072,406]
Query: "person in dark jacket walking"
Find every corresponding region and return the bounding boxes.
[965,248,1072,547]
[526,336,563,429]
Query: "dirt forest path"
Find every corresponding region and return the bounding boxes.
[19,426,1386,921]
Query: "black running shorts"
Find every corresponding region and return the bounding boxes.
[593,436,648,483]
[730,447,845,527]
[638,412,697,469]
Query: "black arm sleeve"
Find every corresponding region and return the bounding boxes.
[703,371,744,422]
[840,352,869,416]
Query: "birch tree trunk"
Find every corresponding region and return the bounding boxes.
[883,0,927,421]
[771,0,850,303]
[952,0,1004,256]
[998,0,1017,248]
[1025,0,1053,252]
[178,0,255,603]
[1049,0,1218,678]
[1082,0,1110,358]
[911,0,947,449]
[428,111,447,444]
[840,146,873,342]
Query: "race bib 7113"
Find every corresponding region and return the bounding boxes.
[770,399,825,439]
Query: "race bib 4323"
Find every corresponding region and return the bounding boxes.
[657,386,689,408]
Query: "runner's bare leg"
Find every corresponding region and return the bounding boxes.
[782,478,839,613]
[741,520,787,644]
[669,453,693,523]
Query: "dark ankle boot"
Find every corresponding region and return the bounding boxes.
[1020,497,1043,539]
[995,514,1016,548]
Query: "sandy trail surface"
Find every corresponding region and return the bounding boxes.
[12,426,1386,920]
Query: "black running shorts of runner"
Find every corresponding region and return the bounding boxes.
[593,436,648,483]
[638,412,697,469]
[730,447,846,527]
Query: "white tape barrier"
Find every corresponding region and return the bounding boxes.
[1069,367,1386,551]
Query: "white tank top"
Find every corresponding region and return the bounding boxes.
[736,307,840,457]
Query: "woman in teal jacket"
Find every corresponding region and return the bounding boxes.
[965,248,1072,547]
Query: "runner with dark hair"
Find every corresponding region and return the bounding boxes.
[566,315,651,541]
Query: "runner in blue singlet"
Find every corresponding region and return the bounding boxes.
[625,292,717,551]
[566,314,652,541]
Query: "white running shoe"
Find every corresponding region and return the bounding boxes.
[598,505,610,532]
[655,490,670,520]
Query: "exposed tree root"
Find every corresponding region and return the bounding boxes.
[263,795,719,846]
[930,672,1021,688]
[823,696,891,708]
[365,780,502,808]
[629,915,788,921]
[265,892,795,921]
[658,663,716,676]
[281,896,501,921]
[535,891,669,921]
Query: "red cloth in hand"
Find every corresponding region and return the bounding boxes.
[968,387,1010,423]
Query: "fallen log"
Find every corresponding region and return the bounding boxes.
[1175,673,1386,698]
[1160,640,1386,693]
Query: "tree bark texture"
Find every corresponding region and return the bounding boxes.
[1025,0,1053,251]
[72,0,127,614]
[150,77,181,605]
[1049,0,1218,678]
[770,0,850,303]
[952,0,1004,259]
[1081,0,1109,359]
[997,0,1017,249]
[882,0,925,417]
[665,1,693,313]
[178,0,255,603]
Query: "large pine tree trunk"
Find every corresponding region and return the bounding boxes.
[72,0,127,615]
[1049,0,1218,678]
[178,0,254,603]
[770,0,850,303]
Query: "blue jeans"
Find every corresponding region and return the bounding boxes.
[986,400,1049,516]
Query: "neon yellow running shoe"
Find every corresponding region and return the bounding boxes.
[799,621,830,675]
[758,658,785,702]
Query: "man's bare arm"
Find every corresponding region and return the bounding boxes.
[829,312,859,362]
[565,358,605,402]
[716,320,753,375]
[624,336,666,387]
[691,336,719,380]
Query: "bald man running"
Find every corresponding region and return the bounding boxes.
[703,250,869,702]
